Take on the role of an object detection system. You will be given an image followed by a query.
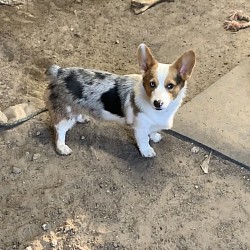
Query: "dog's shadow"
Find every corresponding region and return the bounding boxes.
[75,121,156,170]
[38,119,157,173]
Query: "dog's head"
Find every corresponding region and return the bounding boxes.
[138,43,196,110]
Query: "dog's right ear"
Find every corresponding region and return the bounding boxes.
[138,43,157,74]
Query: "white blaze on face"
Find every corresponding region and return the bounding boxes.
[151,63,171,109]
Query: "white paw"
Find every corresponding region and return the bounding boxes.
[56,144,72,155]
[150,132,162,143]
[140,146,156,158]
[77,115,90,123]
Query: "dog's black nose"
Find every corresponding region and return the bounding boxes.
[154,100,163,109]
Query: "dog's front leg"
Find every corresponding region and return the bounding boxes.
[134,128,156,157]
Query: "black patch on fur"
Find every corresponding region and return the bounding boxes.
[65,72,83,99]
[95,72,106,80]
[175,73,184,85]
[101,86,124,117]
[58,68,64,76]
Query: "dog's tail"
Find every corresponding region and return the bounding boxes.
[46,65,61,82]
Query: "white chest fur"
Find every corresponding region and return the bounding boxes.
[134,85,186,133]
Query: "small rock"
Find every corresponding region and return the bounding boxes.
[58,208,63,214]
[12,166,21,174]
[63,225,71,233]
[74,32,81,37]
[64,43,74,51]
[115,40,120,44]
[41,223,49,231]
[25,247,32,250]
[32,153,41,160]
[0,0,25,6]
[191,146,200,154]
[36,131,41,136]
[80,135,85,140]
[56,226,63,232]
[194,185,199,189]
[0,110,8,123]
[3,102,42,121]
[50,239,57,247]
[58,25,69,33]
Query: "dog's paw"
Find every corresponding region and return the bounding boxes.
[140,146,156,158]
[150,132,162,143]
[56,144,72,155]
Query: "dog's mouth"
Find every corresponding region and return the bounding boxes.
[155,107,163,111]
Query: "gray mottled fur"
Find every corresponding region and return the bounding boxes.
[45,65,140,121]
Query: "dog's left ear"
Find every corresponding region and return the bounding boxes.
[172,50,196,81]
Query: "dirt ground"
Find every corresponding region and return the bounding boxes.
[1,0,250,249]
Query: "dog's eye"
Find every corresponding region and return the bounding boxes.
[166,83,174,90]
[150,81,156,88]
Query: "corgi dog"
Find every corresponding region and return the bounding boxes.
[45,44,195,157]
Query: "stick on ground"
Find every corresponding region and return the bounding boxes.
[131,0,174,15]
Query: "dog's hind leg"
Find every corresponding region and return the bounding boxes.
[54,118,77,155]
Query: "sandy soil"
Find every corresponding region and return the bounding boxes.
[0,0,250,249]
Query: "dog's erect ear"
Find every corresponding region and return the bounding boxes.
[138,43,157,74]
[172,50,196,81]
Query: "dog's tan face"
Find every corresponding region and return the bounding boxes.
[138,44,196,110]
